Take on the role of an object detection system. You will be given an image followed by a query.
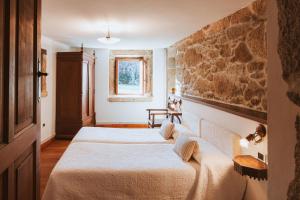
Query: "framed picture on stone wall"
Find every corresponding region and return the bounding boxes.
[41,49,48,97]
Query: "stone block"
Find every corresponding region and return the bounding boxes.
[232,42,253,63]
[247,23,267,58]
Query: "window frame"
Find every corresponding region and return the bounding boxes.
[115,57,145,95]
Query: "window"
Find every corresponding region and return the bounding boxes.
[115,57,144,95]
[108,50,153,102]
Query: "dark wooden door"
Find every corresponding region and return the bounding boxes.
[0,0,41,199]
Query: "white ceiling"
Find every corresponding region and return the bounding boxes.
[42,0,254,49]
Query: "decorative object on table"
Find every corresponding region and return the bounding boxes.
[233,155,268,181]
[41,49,48,97]
[171,87,176,94]
[239,124,267,148]
[168,96,182,111]
[167,95,182,124]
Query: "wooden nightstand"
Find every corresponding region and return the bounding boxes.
[233,155,268,181]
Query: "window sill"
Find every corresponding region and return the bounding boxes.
[108,95,153,102]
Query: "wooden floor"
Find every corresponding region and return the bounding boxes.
[40,140,71,198]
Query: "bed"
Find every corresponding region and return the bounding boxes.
[42,139,246,200]
[71,126,176,144]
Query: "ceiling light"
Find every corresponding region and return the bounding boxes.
[97,29,120,44]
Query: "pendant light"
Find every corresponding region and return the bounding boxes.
[97,26,120,44]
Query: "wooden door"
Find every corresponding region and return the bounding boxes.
[81,60,89,121]
[0,0,41,199]
[89,56,95,124]
[82,55,95,126]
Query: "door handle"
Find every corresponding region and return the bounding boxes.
[37,71,48,77]
[37,58,41,102]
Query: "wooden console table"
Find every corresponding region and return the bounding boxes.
[146,109,182,128]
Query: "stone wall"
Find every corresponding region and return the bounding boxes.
[171,0,267,113]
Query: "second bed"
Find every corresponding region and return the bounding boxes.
[72,126,179,144]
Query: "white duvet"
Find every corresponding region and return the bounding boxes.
[42,141,246,200]
[72,127,172,144]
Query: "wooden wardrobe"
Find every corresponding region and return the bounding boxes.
[56,50,96,139]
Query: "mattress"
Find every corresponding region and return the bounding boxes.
[72,127,173,144]
[42,141,246,200]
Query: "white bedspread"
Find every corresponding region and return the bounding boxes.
[42,143,199,200]
[196,139,247,200]
[42,141,246,200]
[72,127,172,144]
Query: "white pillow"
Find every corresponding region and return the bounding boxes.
[159,120,174,139]
[173,124,194,141]
[174,134,199,162]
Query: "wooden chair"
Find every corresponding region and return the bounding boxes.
[146,109,169,128]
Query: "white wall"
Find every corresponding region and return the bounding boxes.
[267,1,299,199]
[41,36,72,142]
[95,49,167,124]
[181,100,268,200]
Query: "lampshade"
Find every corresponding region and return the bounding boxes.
[97,36,120,44]
[240,138,249,148]
[97,28,120,45]
[240,124,267,148]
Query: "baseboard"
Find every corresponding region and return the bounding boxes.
[41,136,55,151]
[55,134,74,140]
[96,123,148,128]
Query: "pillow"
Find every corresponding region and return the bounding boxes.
[159,120,174,139]
[189,136,201,163]
[172,131,180,141]
[192,147,201,164]
[174,134,199,162]
[173,124,194,141]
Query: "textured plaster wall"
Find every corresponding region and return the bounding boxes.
[276,0,300,199]
[267,0,300,199]
[171,0,267,112]
[277,0,300,108]
[95,49,167,124]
